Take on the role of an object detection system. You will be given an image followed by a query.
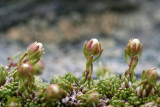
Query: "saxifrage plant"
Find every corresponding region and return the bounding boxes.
[0,38,159,107]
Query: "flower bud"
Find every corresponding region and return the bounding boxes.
[142,68,158,84]
[87,92,100,104]
[18,63,34,79]
[142,89,146,97]
[34,60,45,75]
[46,84,62,99]
[85,38,101,56]
[150,88,155,94]
[126,38,143,58]
[121,82,125,89]
[27,41,44,57]
[135,86,141,97]
[0,65,8,86]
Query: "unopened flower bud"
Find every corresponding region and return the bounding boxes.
[135,86,141,97]
[27,42,44,57]
[34,60,45,75]
[121,82,126,89]
[85,38,101,56]
[142,89,146,97]
[150,88,155,94]
[128,81,132,88]
[142,68,158,83]
[0,65,8,86]
[18,63,34,79]
[87,92,100,104]
[46,84,62,99]
[126,38,143,58]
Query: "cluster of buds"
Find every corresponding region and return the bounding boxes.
[0,65,8,86]
[81,38,103,88]
[46,84,64,99]
[135,68,158,97]
[17,42,44,79]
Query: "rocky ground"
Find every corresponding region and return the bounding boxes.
[0,1,160,82]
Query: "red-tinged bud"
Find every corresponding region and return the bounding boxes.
[18,63,34,79]
[85,38,101,56]
[87,92,100,104]
[142,68,158,84]
[27,41,44,57]
[34,60,45,75]
[126,38,143,58]
[46,84,62,99]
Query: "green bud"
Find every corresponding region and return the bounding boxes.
[46,84,63,99]
[87,92,100,104]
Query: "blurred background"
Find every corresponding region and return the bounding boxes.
[0,0,160,81]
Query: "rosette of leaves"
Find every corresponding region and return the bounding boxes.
[50,73,79,92]
[95,62,121,98]
[6,97,22,107]
[96,62,111,80]
[128,87,159,106]
[96,79,121,98]
[0,82,18,102]
[34,76,49,91]
[96,62,120,82]
[109,96,125,107]
[135,68,158,98]
[36,84,65,107]
[62,72,79,84]
[115,88,134,100]
[77,89,102,107]
[128,93,141,106]
[141,94,158,104]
